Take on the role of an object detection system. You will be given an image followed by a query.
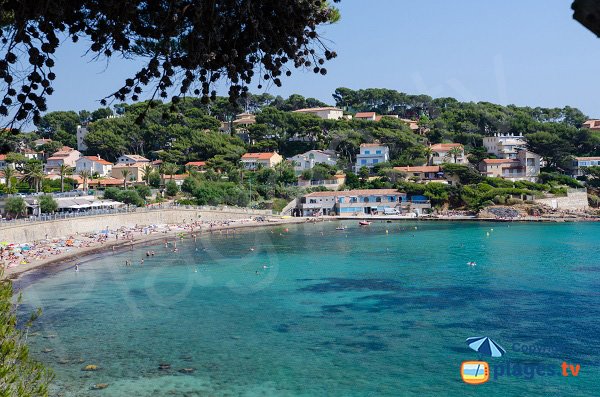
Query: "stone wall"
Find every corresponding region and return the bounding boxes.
[0,209,273,244]
[534,190,589,211]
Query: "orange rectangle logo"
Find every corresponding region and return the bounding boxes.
[461,361,489,384]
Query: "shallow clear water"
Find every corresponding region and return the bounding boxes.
[18,221,600,396]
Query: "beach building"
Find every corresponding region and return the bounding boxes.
[289,150,338,173]
[296,174,346,190]
[76,125,89,151]
[111,163,147,182]
[478,149,540,181]
[296,189,432,216]
[429,143,467,165]
[293,107,344,120]
[354,112,377,121]
[569,156,600,177]
[583,119,600,131]
[117,154,150,165]
[240,152,283,171]
[75,155,113,177]
[354,143,389,173]
[45,147,81,174]
[393,165,457,184]
[483,134,526,159]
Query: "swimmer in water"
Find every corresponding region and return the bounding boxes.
[141,259,144,265]
[249,247,255,251]
[75,264,79,272]
[263,265,269,269]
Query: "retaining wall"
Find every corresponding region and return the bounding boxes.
[0,209,270,243]
[534,191,589,211]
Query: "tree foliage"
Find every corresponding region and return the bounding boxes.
[1,0,340,125]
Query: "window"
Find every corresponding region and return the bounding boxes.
[527,158,535,166]
[376,197,382,203]
[372,159,378,164]
[364,150,370,154]
[309,153,315,159]
[350,197,358,203]
[363,197,369,203]
[361,159,367,165]
[309,199,317,204]
[389,196,396,202]
[376,150,381,154]
[339,197,345,204]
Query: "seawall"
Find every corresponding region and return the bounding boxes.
[0,208,274,244]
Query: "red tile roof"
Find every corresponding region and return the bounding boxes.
[481,159,520,164]
[0,154,6,161]
[185,161,207,167]
[430,143,463,151]
[81,156,113,165]
[241,152,278,160]
[575,156,600,161]
[355,112,376,118]
[583,119,600,129]
[394,166,441,173]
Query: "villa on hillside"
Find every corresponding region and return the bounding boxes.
[0,154,7,170]
[220,112,257,134]
[354,143,389,173]
[296,174,346,190]
[75,155,113,177]
[583,119,600,131]
[296,188,431,216]
[117,154,150,165]
[185,161,207,172]
[111,162,147,182]
[292,107,344,120]
[483,134,526,159]
[240,152,283,170]
[393,165,457,184]
[569,156,600,177]
[289,150,338,173]
[354,112,377,121]
[45,147,81,174]
[429,143,467,165]
[478,148,541,182]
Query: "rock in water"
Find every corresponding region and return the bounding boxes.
[158,363,171,370]
[91,383,109,390]
[82,364,98,371]
[178,368,195,374]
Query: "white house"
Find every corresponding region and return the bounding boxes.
[117,154,150,165]
[240,152,283,171]
[0,154,7,170]
[354,143,389,173]
[570,156,600,177]
[75,155,113,177]
[478,148,541,182]
[430,143,467,165]
[483,134,526,159]
[292,107,344,120]
[45,147,81,174]
[289,150,338,173]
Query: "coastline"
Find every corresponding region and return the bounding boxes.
[4,213,599,283]
[4,217,309,282]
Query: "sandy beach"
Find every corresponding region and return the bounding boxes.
[1,216,310,280]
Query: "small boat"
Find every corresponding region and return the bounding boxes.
[359,221,371,226]
[336,226,346,231]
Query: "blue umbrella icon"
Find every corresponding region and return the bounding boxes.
[466,336,506,358]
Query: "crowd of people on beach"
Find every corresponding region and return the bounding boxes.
[0,216,282,273]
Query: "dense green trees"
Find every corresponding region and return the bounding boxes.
[4,197,26,218]
[38,195,58,214]
[0,274,53,396]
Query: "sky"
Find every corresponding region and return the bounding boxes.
[45,0,600,117]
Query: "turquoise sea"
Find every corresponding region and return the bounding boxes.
[17,221,600,396]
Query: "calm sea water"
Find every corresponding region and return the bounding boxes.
[18,221,600,396]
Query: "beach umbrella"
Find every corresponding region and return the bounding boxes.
[466,336,506,357]
[0,242,8,246]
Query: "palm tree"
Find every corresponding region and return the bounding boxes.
[448,146,464,164]
[78,170,92,192]
[423,147,434,165]
[121,169,131,189]
[21,161,44,193]
[2,166,16,193]
[162,162,178,181]
[58,164,74,192]
[141,164,154,185]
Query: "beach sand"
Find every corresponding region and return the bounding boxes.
[2,216,310,280]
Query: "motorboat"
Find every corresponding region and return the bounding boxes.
[359,221,371,226]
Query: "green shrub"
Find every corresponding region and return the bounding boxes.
[135,184,152,199]
[165,180,180,197]
[39,195,58,214]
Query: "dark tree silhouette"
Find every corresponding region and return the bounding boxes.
[0,0,340,126]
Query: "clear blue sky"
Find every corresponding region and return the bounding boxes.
[47,0,600,117]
